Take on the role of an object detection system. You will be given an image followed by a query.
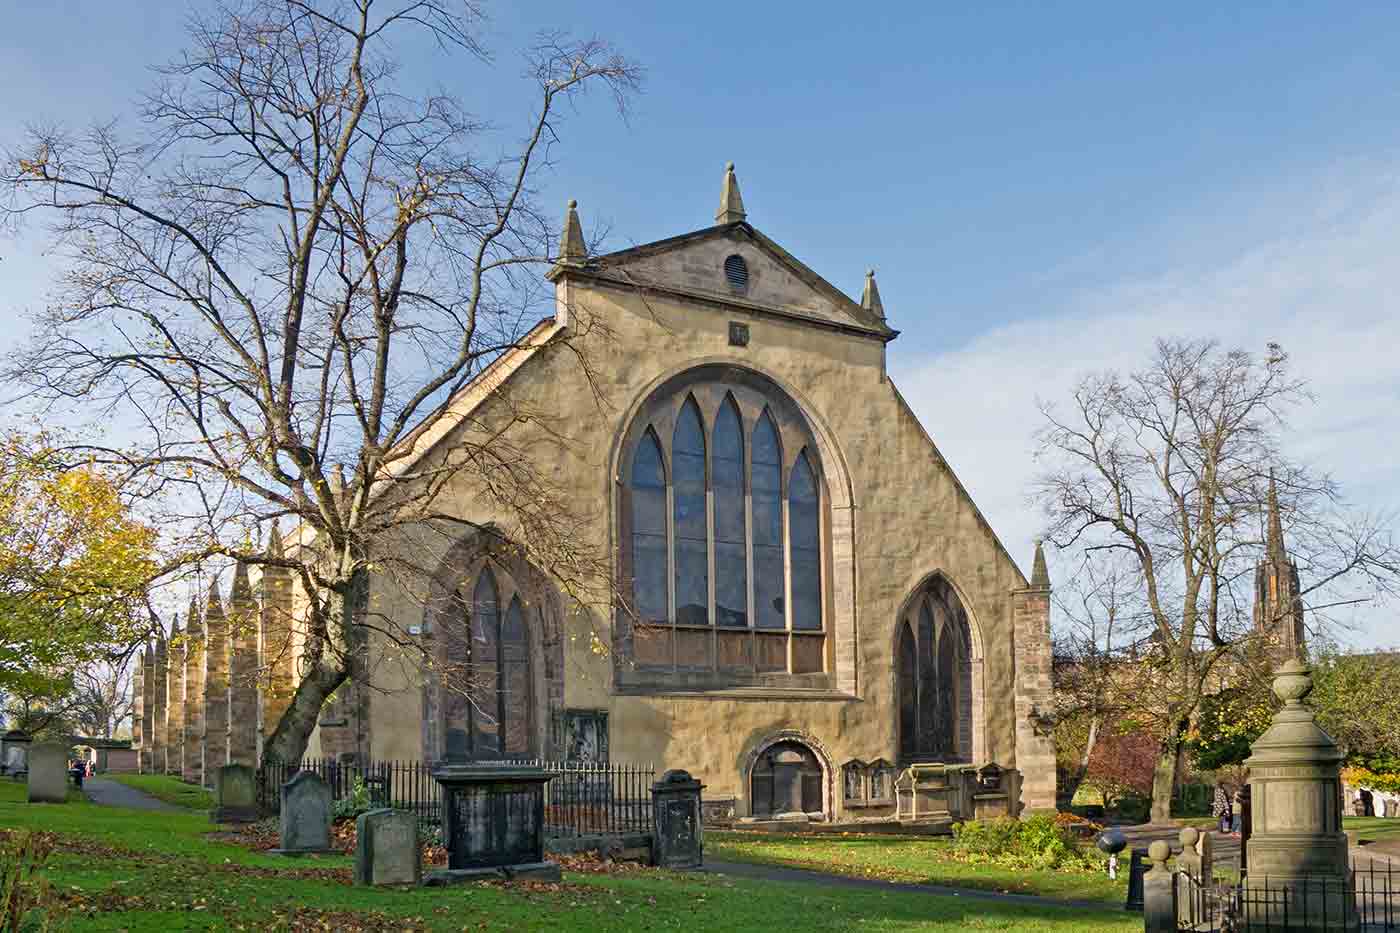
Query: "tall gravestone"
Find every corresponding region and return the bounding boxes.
[212,763,258,823]
[652,769,705,869]
[355,808,421,886]
[1243,658,1356,929]
[27,742,67,803]
[273,771,333,855]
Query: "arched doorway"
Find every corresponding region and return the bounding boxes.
[896,576,979,764]
[750,741,823,818]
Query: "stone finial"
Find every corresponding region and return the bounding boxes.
[206,576,224,619]
[169,613,181,642]
[559,198,586,265]
[1030,539,1051,589]
[266,521,284,560]
[186,590,203,637]
[230,559,253,605]
[860,268,885,320]
[715,162,747,224]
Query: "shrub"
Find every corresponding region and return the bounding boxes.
[331,777,372,822]
[951,814,1103,871]
[0,830,55,932]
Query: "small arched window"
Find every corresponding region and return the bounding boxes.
[442,564,535,761]
[620,370,828,680]
[897,579,973,763]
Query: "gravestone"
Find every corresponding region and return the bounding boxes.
[2,730,31,776]
[354,808,420,886]
[212,763,259,823]
[273,771,333,855]
[26,742,67,803]
[651,769,704,869]
[423,764,560,885]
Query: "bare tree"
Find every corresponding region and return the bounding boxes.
[70,657,136,740]
[1036,338,1397,821]
[1052,552,1153,806]
[2,0,641,763]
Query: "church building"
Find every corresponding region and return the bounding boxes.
[136,165,1058,822]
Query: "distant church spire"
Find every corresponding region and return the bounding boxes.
[715,162,747,224]
[559,198,586,265]
[1255,471,1305,660]
[861,268,886,320]
[1030,539,1051,589]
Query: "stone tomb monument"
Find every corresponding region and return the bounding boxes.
[273,771,334,855]
[1243,658,1357,930]
[355,808,420,886]
[212,763,259,823]
[26,742,68,803]
[651,769,704,869]
[424,764,560,885]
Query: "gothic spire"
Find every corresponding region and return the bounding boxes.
[559,198,586,265]
[1031,540,1051,589]
[230,559,253,605]
[205,576,224,621]
[186,589,202,636]
[861,268,885,320]
[715,162,747,224]
[266,521,284,560]
[1267,471,1287,565]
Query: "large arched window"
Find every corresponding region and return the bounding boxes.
[442,563,534,761]
[621,368,829,681]
[897,578,973,764]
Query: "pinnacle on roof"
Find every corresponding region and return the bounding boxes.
[266,521,284,560]
[205,577,225,620]
[715,162,746,224]
[1031,539,1051,589]
[559,198,586,265]
[170,614,181,638]
[186,589,202,636]
[230,559,253,604]
[861,268,886,320]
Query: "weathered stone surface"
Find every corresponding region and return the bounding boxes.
[1142,840,1176,933]
[152,630,169,775]
[140,644,155,774]
[212,763,258,823]
[228,561,260,769]
[652,769,704,869]
[167,618,185,776]
[275,771,333,854]
[183,593,206,787]
[203,581,230,785]
[354,809,420,886]
[26,742,68,803]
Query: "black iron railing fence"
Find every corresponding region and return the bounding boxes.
[1175,858,1398,931]
[256,757,654,838]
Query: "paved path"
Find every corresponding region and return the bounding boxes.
[702,859,1117,912]
[83,777,182,811]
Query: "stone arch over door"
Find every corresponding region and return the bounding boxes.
[742,729,835,821]
[422,530,566,762]
[893,573,985,765]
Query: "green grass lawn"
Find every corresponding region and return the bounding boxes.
[1345,816,1400,845]
[707,830,1127,905]
[104,772,215,810]
[0,781,1139,932]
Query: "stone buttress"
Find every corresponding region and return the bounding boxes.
[203,579,230,785]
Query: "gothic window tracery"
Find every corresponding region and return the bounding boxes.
[897,578,973,763]
[621,370,829,679]
[442,562,534,760]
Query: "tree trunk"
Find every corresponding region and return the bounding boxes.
[1150,739,1178,823]
[261,582,354,765]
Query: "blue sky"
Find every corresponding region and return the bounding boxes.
[4,1,1399,646]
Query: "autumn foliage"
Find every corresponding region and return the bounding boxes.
[1082,728,1158,807]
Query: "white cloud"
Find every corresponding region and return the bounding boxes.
[892,161,1400,649]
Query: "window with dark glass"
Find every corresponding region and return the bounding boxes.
[622,380,828,679]
[897,581,972,763]
[442,565,534,761]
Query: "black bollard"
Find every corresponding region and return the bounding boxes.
[1124,847,1147,912]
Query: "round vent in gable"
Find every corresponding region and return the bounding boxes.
[724,254,749,291]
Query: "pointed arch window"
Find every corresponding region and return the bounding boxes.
[621,376,829,680]
[442,564,535,761]
[897,580,973,764]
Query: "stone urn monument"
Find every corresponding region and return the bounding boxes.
[1243,657,1357,930]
